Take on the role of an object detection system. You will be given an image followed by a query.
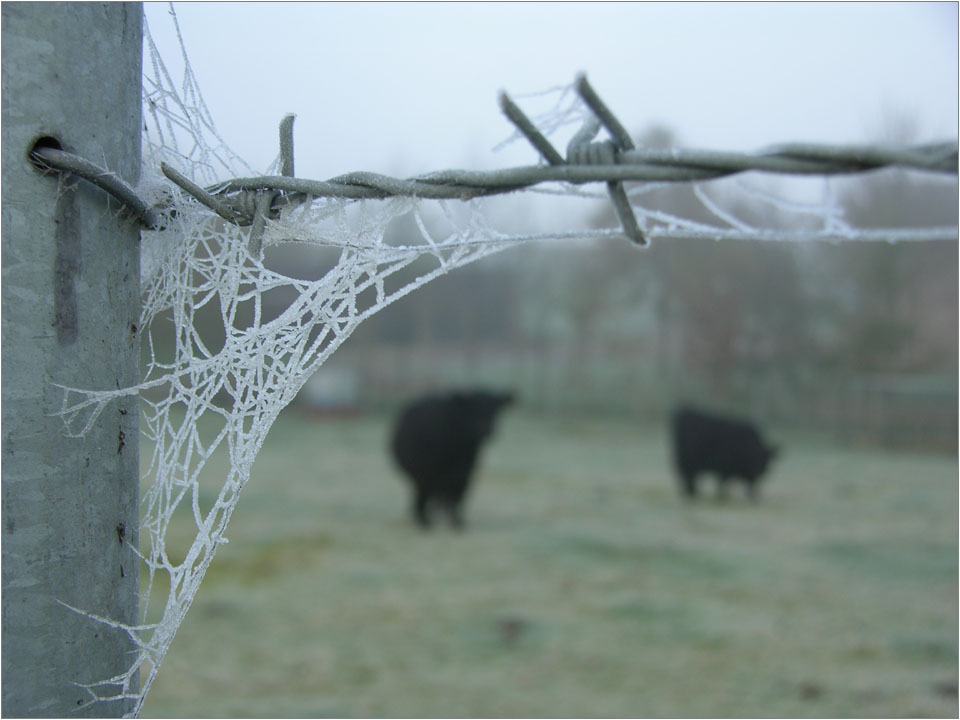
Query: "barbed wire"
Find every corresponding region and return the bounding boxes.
[31,73,958,246]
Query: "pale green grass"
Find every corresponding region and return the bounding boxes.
[140,409,958,718]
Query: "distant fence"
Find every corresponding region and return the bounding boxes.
[301,346,957,454]
[824,374,958,453]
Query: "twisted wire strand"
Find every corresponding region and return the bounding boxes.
[32,129,958,231]
[212,140,958,202]
[30,63,959,237]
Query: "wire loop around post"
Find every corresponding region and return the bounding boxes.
[30,145,160,230]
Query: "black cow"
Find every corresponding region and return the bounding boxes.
[671,406,778,500]
[391,389,515,529]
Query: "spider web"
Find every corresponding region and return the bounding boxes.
[48,6,952,716]
[53,10,528,715]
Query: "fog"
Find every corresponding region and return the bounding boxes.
[144,2,958,178]
[143,2,959,452]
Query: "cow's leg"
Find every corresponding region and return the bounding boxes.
[412,486,432,529]
[745,478,759,501]
[679,472,698,498]
[444,471,470,530]
[447,500,466,530]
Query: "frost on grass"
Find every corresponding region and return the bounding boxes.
[48,6,956,716]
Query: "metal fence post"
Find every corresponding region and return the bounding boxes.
[2,3,142,716]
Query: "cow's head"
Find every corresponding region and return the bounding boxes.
[757,444,779,478]
[453,389,516,442]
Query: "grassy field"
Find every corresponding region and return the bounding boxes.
[140,408,958,718]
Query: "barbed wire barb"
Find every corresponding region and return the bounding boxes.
[498,90,565,166]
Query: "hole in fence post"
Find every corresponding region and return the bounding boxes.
[27,135,64,172]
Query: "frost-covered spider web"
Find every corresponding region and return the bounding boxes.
[49,6,955,717]
[55,10,535,715]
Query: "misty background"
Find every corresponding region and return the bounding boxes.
[142,2,959,452]
[299,140,958,452]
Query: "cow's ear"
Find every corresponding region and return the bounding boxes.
[767,445,780,460]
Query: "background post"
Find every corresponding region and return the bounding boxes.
[2,3,143,716]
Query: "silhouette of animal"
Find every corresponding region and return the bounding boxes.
[671,406,778,500]
[391,389,515,529]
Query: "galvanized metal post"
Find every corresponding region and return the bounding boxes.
[2,3,142,716]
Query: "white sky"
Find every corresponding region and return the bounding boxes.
[144,1,958,185]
